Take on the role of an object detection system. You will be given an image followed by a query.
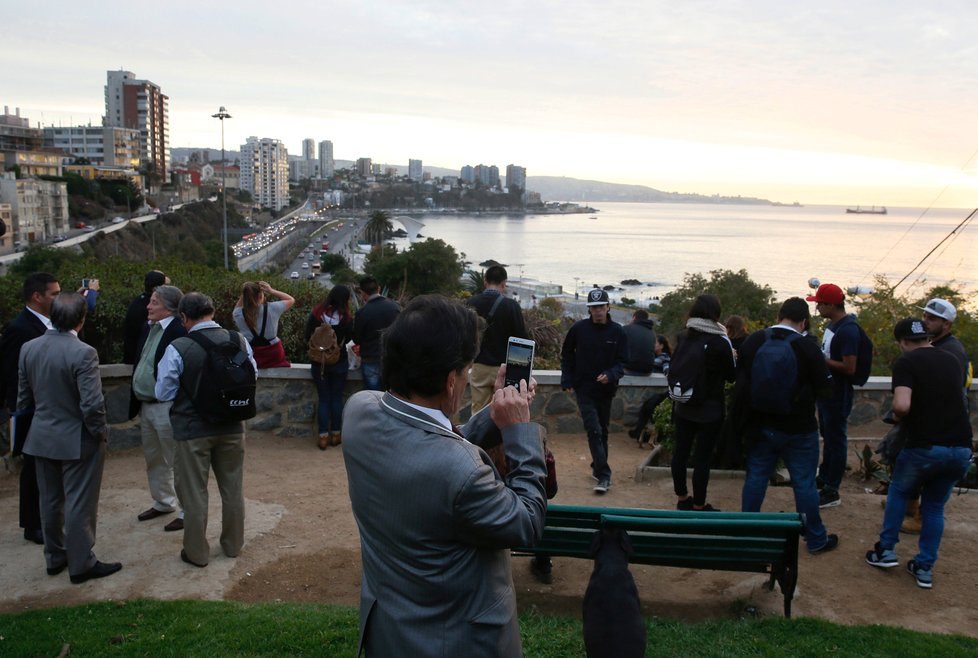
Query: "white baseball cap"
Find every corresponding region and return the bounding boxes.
[918,298,956,322]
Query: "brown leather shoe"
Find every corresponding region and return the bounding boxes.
[318,433,329,450]
[137,508,173,522]
[330,432,342,446]
[164,517,184,532]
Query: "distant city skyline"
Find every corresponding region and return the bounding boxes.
[4,2,978,207]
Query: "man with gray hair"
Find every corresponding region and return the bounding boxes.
[155,292,256,568]
[18,293,121,583]
[128,285,187,531]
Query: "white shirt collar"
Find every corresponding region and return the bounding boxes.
[26,306,54,330]
[398,399,453,431]
[155,315,176,330]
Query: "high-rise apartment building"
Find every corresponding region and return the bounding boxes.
[302,138,315,161]
[460,165,474,184]
[505,164,526,191]
[318,140,334,178]
[0,172,69,247]
[356,157,373,177]
[474,164,499,188]
[408,159,422,181]
[43,125,142,169]
[103,69,169,180]
[240,137,290,211]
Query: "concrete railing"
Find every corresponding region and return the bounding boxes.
[98,366,978,449]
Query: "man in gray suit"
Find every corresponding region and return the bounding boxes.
[343,295,547,658]
[17,293,121,584]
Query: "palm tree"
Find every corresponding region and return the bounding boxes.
[365,210,393,252]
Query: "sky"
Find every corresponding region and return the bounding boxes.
[4,0,978,207]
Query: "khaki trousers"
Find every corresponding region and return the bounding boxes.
[468,363,499,413]
[174,433,245,566]
[140,401,179,512]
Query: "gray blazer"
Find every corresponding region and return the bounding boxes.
[17,330,107,460]
[342,391,547,658]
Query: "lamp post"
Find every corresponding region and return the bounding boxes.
[212,106,232,270]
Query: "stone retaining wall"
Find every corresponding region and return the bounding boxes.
[99,365,978,449]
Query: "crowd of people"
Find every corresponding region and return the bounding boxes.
[0,264,973,654]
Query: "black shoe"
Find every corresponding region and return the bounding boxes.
[677,498,694,511]
[24,528,43,544]
[70,561,122,584]
[628,427,642,440]
[818,489,841,509]
[693,503,721,512]
[529,557,553,584]
[808,534,839,555]
[47,563,67,576]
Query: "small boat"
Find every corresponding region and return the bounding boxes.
[846,206,887,214]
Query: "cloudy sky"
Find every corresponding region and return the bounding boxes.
[4,1,978,206]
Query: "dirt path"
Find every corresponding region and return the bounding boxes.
[1,431,976,636]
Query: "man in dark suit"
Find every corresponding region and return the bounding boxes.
[122,270,168,365]
[128,285,187,531]
[0,272,60,545]
[343,295,546,657]
[18,292,121,584]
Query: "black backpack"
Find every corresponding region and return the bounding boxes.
[750,329,801,415]
[667,333,708,405]
[180,330,257,423]
[852,324,874,386]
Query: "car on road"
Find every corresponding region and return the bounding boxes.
[307,272,315,280]
[290,271,299,279]
[74,221,87,229]
[83,225,97,232]
[52,234,67,243]
[302,262,309,269]
[112,217,125,224]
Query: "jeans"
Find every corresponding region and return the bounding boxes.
[741,427,828,550]
[879,445,972,570]
[671,416,722,506]
[313,366,349,434]
[816,388,853,491]
[576,392,612,481]
[360,361,382,391]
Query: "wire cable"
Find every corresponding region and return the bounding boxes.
[893,207,978,292]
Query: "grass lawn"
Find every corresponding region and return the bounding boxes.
[1,600,976,657]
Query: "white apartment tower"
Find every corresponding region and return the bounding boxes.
[408,159,422,181]
[318,140,334,178]
[103,70,169,180]
[505,164,526,191]
[240,137,290,211]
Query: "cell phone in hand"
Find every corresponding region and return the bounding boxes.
[504,337,535,388]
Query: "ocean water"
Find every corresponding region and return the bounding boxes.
[392,202,977,304]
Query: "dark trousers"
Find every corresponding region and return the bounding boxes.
[577,392,612,481]
[817,388,853,492]
[632,392,668,431]
[671,416,722,506]
[20,454,41,533]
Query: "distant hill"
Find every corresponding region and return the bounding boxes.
[171,149,773,205]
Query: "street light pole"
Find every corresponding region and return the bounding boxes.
[212,106,232,270]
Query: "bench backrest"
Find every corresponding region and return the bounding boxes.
[521,504,804,573]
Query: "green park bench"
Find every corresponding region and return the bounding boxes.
[513,504,805,618]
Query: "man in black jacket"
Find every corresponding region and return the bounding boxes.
[560,289,627,494]
[353,276,400,391]
[122,270,168,365]
[466,266,528,412]
[0,272,61,544]
[622,310,656,376]
[737,297,838,554]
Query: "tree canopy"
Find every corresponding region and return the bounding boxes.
[364,238,464,298]
[653,269,778,338]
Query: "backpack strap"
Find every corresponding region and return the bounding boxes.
[487,293,505,322]
[258,304,269,339]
